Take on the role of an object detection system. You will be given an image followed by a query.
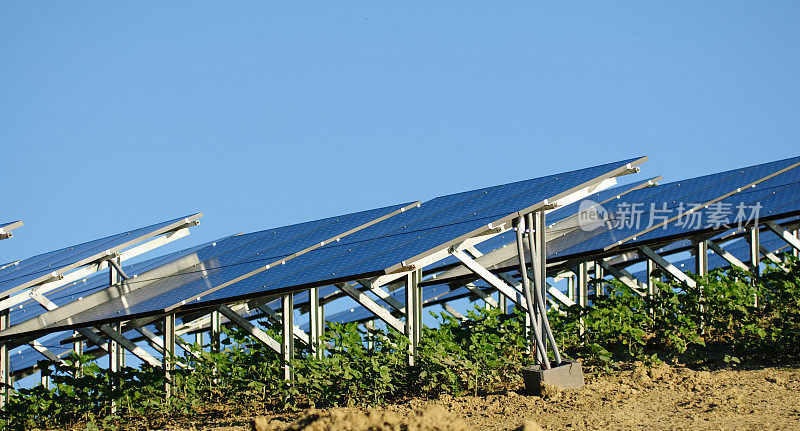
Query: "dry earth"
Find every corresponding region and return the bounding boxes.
[173,363,800,430]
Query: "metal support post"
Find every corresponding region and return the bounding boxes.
[404,271,420,366]
[594,262,604,296]
[567,275,575,303]
[748,227,761,277]
[695,240,708,332]
[309,286,322,358]
[365,320,376,350]
[748,226,760,307]
[108,322,122,413]
[210,310,221,352]
[195,331,203,347]
[647,259,657,315]
[793,229,799,260]
[415,269,423,348]
[0,307,9,409]
[41,369,50,388]
[281,293,294,381]
[163,313,176,398]
[72,330,84,377]
[577,261,589,336]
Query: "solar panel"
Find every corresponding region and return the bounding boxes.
[0,202,417,338]
[189,157,645,307]
[301,179,666,329]
[8,239,220,327]
[0,220,23,240]
[427,176,663,272]
[548,156,800,261]
[0,214,202,299]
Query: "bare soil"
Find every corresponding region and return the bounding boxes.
[174,363,800,430]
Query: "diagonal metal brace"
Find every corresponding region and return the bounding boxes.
[336,282,406,334]
[638,246,697,289]
[99,324,161,368]
[217,305,281,353]
[765,221,800,252]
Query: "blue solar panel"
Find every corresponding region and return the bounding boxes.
[191,157,644,307]
[0,214,202,298]
[428,177,663,271]
[550,156,800,260]
[13,202,416,331]
[8,239,222,327]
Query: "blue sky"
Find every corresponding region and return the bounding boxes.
[2,2,799,264]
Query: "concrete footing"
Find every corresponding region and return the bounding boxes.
[522,360,584,395]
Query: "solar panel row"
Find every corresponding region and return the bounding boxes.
[0,214,203,299]
[4,155,800,353]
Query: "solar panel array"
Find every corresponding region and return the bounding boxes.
[2,154,799,369]
[0,214,202,299]
[0,157,643,339]
[547,156,800,261]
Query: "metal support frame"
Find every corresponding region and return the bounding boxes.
[707,240,749,271]
[308,286,323,358]
[336,282,406,334]
[695,240,708,331]
[638,246,697,289]
[99,324,161,368]
[404,270,421,366]
[593,261,604,296]
[576,262,589,336]
[567,275,575,303]
[443,303,466,320]
[163,313,175,398]
[526,211,562,366]
[463,283,498,308]
[217,305,280,353]
[210,310,221,352]
[281,293,294,381]
[0,307,9,409]
[748,227,761,277]
[107,259,122,412]
[597,260,647,296]
[765,221,800,254]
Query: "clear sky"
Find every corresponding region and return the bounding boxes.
[2,2,799,264]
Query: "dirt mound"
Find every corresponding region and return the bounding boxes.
[253,406,472,431]
[186,363,799,430]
